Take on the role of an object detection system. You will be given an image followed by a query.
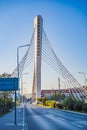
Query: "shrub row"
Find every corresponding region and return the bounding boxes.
[67,102,87,112]
[0,102,14,114]
[45,100,56,108]
[45,101,87,113]
[62,96,87,113]
[37,97,87,113]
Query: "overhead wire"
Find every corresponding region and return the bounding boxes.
[42,29,85,101]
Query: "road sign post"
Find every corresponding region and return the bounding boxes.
[14,88,17,125]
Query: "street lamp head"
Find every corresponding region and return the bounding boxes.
[26,44,30,46]
[18,44,30,49]
[22,72,29,75]
[79,72,86,78]
[79,72,85,74]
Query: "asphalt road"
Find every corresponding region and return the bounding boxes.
[25,103,87,130]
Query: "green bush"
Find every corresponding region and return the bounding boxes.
[82,103,87,112]
[37,98,42,102]
[0,99,14,114]
[62,96,76,109]
[41,97,47,105]
[68,103,74,110]
[45,100,56,108]
[62,96,84,110]
[55,102,63,109]
[8,102,14,109]
[73,103,83,111]
[37,97,47,105]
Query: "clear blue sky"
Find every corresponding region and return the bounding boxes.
[0,0,87,90]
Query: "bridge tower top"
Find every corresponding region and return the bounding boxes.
[34,15,43,28]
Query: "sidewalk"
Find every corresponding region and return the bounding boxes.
[0,105,28,130]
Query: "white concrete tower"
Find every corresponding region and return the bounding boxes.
[34,15,43,100]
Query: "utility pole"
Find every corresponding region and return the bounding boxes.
[79,72,87,102]
[17,44,30,111]
[58,77,60,93]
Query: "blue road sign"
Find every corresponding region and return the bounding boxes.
[0,78,18,91]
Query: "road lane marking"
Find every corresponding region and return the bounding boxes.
[72,122,84,128]
[6,123,26,126]
[75,124,84,128]
[58,117,66,121]
[47,110,85,128]
[47,113,66,122]
[72,122,76,125]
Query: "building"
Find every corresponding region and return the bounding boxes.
[41,87,85,99]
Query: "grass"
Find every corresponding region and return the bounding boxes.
[0,113,6,117]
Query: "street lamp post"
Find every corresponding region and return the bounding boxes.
[52,88,56,101]
[17,44,30,111]
[21,72,28,127]
[21,72,28,103]
[79,72,86,87]
[61,80,66,90]
[79,72,87,102]
[58,77,60,93]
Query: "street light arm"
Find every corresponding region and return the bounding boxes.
[17,44,30,50]
[79,72,84,74]
[17,44,30,76]
[79,72,86,79]
[79,72,86,87]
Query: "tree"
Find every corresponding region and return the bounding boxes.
[61,93,65,100]
[0,72,11,78]
[51,92,65,101]
[62,96,76,109]
[0,72,13,104]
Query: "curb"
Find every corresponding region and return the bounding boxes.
[58,108,87,116]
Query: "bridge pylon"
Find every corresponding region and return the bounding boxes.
[32,15,43,102]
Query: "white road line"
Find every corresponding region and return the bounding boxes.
[72,122,83,128]
[47,111,68,121]
[59,118,66,121]
[48,110,84,128]
[49,113,66,121]
[72,122,76,125]
[75,124,84,128]
[48,111,63,116]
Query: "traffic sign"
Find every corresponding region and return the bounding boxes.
[0,78,18,91]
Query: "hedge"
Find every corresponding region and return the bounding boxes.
[73,103,83,111]
[82,103,87,112]
[45,100,56,108]
[55,102,63,109]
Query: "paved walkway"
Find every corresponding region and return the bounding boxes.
[0,105,28,130]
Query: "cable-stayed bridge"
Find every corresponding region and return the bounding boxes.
[11,15,86,102]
